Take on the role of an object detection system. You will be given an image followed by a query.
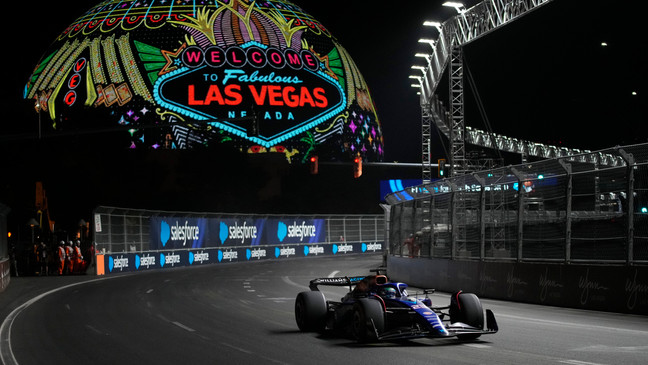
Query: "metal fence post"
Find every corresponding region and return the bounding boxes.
[473,174,486,260]
[510,167,524,261]
[618,149,635,265]
[327,218,330,244]
[139,215,144,252]
[559,160,572,264]
[450,183,457,260]
[429,194,435,258]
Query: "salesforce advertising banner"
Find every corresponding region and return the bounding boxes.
[218,218,265,246]
[99,241,383,275]
[150,217,265,249]
[265,219,326,245]
[150,217,208,249]
[150,217,325,249]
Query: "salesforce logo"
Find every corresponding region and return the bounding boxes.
[108,255,129,272]
[246,248,266,260]
[277,222,288,242]
[160,220,200,247]
[275,246,296,258]
[189,251,209,265]
[304,245,324,256]
[160,221,170,247]
[220,221,258,244]
[277,221,317,242]
[332,244,353,255]
[135,254,156,270]
[218,250,238,262]
[219,222,228,244]
[160,252,181,267]
[362,242,382,252]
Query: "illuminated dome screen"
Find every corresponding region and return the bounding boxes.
[25,0,384,163]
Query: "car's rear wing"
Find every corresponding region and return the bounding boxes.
[309,271,388,291]
[309,276,365,291]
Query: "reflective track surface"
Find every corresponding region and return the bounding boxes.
[2,255,647,365]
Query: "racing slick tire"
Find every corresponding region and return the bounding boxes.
[295,291,327,332]
[450,292,484,340]
[351,298,384,343]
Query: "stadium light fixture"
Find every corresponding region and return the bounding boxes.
[415,53,431,59]
[409,75,423,88]
[418,38,437,53]
[443,2,466,13]
[411,65,426,74]
[423,21,442,31]
[418,38,436,46]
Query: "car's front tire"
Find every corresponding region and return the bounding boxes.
[295,291,327,332]
[450,292,484,340]
[351,298,384,342]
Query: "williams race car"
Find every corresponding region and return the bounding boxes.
[294,269,498,342]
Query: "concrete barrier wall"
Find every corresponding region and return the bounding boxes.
[388,256,648,315]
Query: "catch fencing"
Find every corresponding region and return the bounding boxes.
[91,207,385,274]
[93,208,384,253]
[385,143,648,265]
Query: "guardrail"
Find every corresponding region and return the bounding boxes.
[92,207,385,275]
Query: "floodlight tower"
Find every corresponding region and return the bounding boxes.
[415,0,557,181]
[443,2,468,178]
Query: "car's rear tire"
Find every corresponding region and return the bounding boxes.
[295,291,327,332]
[450,292,484,340]
[351,298,384,343]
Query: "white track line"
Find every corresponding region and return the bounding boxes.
[0,276,122,365]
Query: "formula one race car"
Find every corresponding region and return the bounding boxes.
[294,269,498,342]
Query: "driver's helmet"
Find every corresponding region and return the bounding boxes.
[378,286,397,299]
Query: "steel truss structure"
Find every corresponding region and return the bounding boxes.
[414,0,623,182]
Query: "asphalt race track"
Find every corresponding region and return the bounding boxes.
[1,254,647,365]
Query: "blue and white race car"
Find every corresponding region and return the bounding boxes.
[295,269,498,342]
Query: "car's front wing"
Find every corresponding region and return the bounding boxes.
[374,309,498,341]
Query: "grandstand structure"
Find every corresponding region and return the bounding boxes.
[398,1,647,266]
[411,0,625,182]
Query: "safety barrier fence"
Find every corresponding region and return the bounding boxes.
[92,207,385,275]
[385,143,648,265]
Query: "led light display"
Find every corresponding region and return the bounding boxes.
[25,0,384,163]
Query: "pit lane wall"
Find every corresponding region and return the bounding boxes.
[387,257,648,315]
[93,207,385,275]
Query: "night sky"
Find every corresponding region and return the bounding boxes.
[2,0,646,235]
